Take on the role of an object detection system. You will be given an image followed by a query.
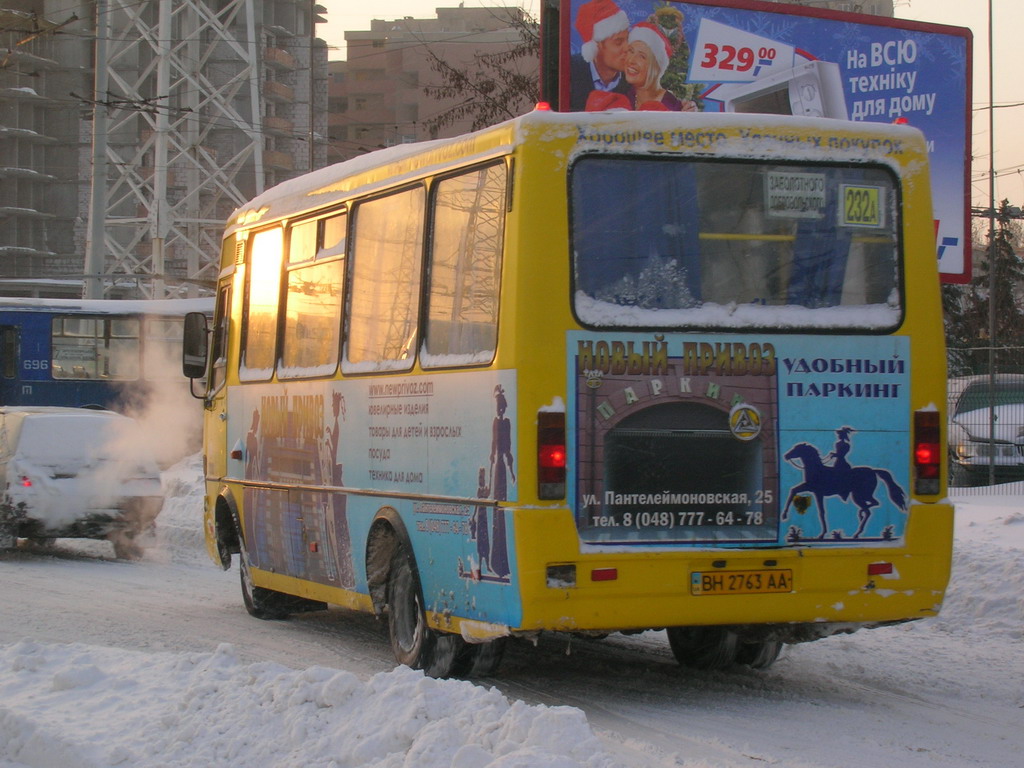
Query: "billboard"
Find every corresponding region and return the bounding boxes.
[556,0,972,282]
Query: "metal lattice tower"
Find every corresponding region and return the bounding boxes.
[85,0,325,298]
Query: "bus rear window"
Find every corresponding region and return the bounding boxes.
[571,157,901,331]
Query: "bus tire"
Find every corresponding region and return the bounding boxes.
[386,543,465,678]
[666,627,739,670]
[461,638,507,677]
[239,551,290,620]
[735,638,783,669]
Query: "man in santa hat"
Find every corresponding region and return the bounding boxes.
[570,0,631,111]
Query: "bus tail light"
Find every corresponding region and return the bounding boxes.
[913,409,941,495]
[538,411,566,500]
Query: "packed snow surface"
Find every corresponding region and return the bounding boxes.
[0,455,1021,767]
[0,643,608,768]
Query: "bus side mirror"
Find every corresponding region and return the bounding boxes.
[182,312,209,380]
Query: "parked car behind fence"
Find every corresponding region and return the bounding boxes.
[948,374,1024,487]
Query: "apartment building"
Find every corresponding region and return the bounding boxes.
[0,0,328,298]
[330,6,531,164]
[330,2,895,165]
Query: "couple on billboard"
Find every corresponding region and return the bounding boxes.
[571,0,698,112]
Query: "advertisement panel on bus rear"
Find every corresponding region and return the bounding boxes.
[569,332,911,546]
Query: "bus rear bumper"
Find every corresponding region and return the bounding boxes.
[510,502,954,639]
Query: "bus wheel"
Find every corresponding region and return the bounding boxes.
[386,543,464,678]
[239,551,290,620]
[666,627,739,670]
[735,638,783,669]
[460,638,507,677]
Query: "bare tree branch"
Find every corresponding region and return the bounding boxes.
[421,11,540,135]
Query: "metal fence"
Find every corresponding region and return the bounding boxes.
[947,346,1024,494]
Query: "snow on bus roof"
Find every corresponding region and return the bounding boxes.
[0,297,213,315]
[226,137,454,234]
[227,111,924,235]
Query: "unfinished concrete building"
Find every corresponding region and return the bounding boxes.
[0,0,328,298]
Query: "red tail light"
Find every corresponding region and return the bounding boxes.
[19,475,32,488]
[913,409,940,494]
[538,411,566,500]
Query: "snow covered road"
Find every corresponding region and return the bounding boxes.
[0,459,1021,767]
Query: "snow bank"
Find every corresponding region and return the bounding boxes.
[942,492,1024,640]
[153,452,208,562]
[0,641,613,768]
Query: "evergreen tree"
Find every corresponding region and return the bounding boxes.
[648,2,705,105]
[944,200,1024,375]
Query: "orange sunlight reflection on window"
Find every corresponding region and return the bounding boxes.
[250,228,284,309]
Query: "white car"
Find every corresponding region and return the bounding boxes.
[948,375,1024,486]
[0,407,163,558]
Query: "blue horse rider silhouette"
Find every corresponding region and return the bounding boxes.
[782,427,907,539]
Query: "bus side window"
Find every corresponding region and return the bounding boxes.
[345,188,425,371]
[1,327,17,379]
[240,227,284,380]
[143,317,186,380]
[321,212,346,257]
[51,316,96,379]
[423,163,506,368]
[208,283,231,392]
[104,317,140,379]
[280,214,345,379]
[50,316,139,381]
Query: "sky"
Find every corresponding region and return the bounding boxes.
[317,0,1022,208]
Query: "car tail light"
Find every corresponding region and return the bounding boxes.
[914,409,940,495]
[19,475,32,488]
[538,411,566,500]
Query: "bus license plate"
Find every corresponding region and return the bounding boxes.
[690,569,793,596]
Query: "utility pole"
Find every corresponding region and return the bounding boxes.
[987,0,996,485]
[83,0,109,300]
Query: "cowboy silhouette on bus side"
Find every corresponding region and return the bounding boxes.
[782,427,907,540]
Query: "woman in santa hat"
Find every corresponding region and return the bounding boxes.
[624,21,697,112]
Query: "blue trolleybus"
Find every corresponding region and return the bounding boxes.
[0,297,212,411]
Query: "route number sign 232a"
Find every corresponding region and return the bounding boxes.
[841,184,886,229]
